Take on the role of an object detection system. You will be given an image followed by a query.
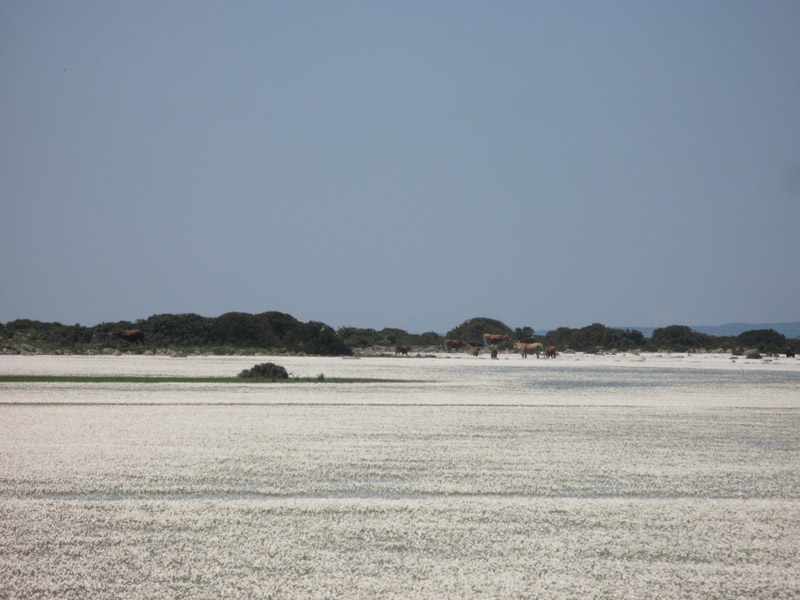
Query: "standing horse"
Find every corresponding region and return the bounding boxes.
[483,333,507,346]
[110,329,144,344]
[514,341,543,358]
[444,339,466,352]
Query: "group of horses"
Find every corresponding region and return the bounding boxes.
[513,341,558,359]
[439,333,557,359]
[111,328,558,358]
[110,328,797,360]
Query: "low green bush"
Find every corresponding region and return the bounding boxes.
[237,362,289,379]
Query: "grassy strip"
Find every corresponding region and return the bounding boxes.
[0,375,407,384]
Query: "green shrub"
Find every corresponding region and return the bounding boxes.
[237,362,289,379]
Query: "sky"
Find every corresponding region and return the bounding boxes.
[2,2,799,334]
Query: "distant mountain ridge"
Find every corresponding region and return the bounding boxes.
[691,322,800,338]
[609,322,800,339]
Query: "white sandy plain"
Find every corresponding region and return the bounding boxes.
[1,352,799,599]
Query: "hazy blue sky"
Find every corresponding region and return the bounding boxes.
[2,2,798,333]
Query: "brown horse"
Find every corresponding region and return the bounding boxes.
[514,341,543,358]
[545,345,557,359]
[394,345,410,355]
[110,329,144,344]
[483,333,507,346]
[444,339,466,352]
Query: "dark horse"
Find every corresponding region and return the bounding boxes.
[787,346,796,358]
[110,329,144,344]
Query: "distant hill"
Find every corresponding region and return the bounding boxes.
[690,322,800,339]
[606,322,800,339]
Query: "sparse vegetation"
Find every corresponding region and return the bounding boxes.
[0,374,407,384]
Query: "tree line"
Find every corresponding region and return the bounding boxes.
[0,312,349,355]
[1,313,797,356]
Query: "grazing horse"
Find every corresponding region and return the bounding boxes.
[110,329,144,344]
[444,339,466,352]
[787,346,796,358]
[514,341,543,358]
[394,345,410,355]
[545,345,557,359]
[483,333,507,346]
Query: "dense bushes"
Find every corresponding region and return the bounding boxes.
[141,313,215,347]
[514,327,536,343]
[544,324,645,353]
[212,312,281,348]
[1,320,93,347]
[285,321,349,355]
[137,311,351,355]
[651,325,714,352]
[2,313,796,356]
[736,329,787,354]
[336,327,444,349]
[1,312,352,356]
